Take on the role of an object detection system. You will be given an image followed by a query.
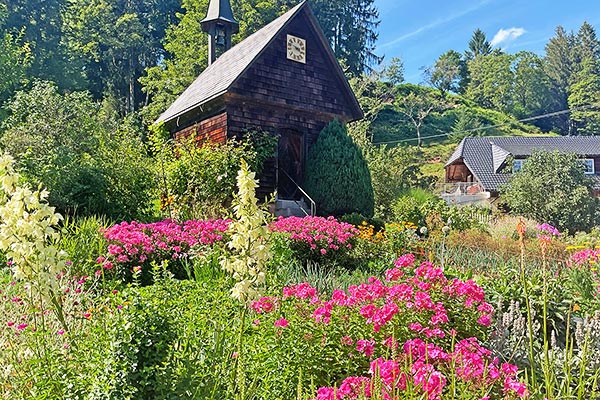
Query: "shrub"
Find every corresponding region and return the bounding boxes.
[270,216,359,266]
[305,120,374,217]
[0,82,155,221]
[501,150,599,234]
[59,215,110,277]
[162,136,255,219]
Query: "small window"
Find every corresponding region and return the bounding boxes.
[579,159,595,175]
[512,159,525,173]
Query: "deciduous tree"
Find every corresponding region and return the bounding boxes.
[424,50,463,98]
[501,150,598,233]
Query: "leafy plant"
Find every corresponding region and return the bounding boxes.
[163,136,256,219]
[501,150,599,234]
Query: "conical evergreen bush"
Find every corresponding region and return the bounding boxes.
[304,120,374,217]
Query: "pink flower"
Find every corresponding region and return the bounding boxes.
[17,323,28,330]
[477,314,492,326]
[57,330,65,335]
[356,339,375,357]
[274,317,289,328]
[7,321,14,327]
[251,297,277,314]
[395,253,415,267]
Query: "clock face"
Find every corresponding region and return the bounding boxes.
[286,34,306,64]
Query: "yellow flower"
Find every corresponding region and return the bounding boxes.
[573,304,581,312]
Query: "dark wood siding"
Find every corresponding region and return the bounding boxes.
[174,112,228,144]
[229,13,356,120]
[225,97,334,198]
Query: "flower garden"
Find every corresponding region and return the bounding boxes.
[1,154,600,400]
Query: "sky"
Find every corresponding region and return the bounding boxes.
[374,0,600,83]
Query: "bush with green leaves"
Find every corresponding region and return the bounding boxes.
[305,120,374,217]
[157,129,276,220]
[501,150,599,233]
[0,81,155,221]
[392,189,483,234]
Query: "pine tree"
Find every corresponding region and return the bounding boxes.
[304,120,374,217]
[544,26,576,134]
[568,58,600,135]
[575,21,600,65]
[310,0,381,76]
[465,29,492,60]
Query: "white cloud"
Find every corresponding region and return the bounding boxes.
[490,27,526,47]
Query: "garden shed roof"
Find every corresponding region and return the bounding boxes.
[446,136,600,192]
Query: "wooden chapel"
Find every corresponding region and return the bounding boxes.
[156,0,363,212]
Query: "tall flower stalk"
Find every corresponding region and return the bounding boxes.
[220,158,272,304]
[0,154,70,333]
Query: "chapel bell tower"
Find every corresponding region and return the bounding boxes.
[201,0,240,65]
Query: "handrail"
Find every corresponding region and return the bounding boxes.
[278,168,316,216]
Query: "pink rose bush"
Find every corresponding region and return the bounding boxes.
[269,216,359,263]
[245,254,526,399]
[99,219,230,281]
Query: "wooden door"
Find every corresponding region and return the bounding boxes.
[277,129,304,200]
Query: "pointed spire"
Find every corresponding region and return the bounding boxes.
[201,0,239,28]
[201,0,239,65]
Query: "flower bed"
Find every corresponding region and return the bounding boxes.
[245,254,527,399]
[269,216,358,264]
[98,219,230,280]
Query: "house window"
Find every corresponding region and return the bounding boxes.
[579,159,595,175]
[512,159,525,173]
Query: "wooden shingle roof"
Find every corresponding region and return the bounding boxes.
[156,1,362,126]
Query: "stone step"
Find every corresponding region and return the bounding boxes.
[274,198,310,217]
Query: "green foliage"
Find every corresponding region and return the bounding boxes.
[568,58,600,135]
[59,215,110,277]
[391,188,438,226]
[93,278,178,399]
[363,144,426,219]
[62,0,180,113]
[394,87,450,146]
[0,4,31,107]
[448,107,484,142]
[392,189,483,234]
[424,50,464,97]
[140,0,210,122]
[311,0,381,76]
[465,28,492,60]
[339,212,384,232]
[305,120,374,217]
[0,82,155,221]
[161,136,256,219]
[383,56,404,85]
[501,150,599,233]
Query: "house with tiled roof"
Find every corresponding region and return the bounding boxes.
[156,0,363,215]
[442,136,600,205]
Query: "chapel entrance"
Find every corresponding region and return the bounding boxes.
[277,129,304,200]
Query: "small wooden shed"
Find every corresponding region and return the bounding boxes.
[156,0,363,205]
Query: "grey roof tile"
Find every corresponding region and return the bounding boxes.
[446,136,600,192]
